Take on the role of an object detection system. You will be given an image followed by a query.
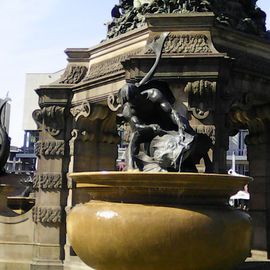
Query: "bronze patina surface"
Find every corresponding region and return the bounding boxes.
[68,172,252,270]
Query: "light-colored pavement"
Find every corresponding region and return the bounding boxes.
[238,250,270,269]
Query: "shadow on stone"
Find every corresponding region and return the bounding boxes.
[239,262,270,269]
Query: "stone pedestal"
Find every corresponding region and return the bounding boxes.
[31,87,72,269]
[247,127,270,254]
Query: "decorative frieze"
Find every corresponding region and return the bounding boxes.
[33,173,62,190]
[59,65,88,84]
[100,114,120,144]
[146,34,212,54]
[84,48,142,81]
[43,140,65,156]
[32,206,62,224]
[35,140,65,157]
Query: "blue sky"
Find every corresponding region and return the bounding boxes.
[0,0,269,146]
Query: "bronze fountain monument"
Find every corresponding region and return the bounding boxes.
[0,0,270,269]
[67,26,252,270]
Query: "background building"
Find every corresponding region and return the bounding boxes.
[23,70,64,132]
[4,70,64,174]
[227,130,249,175]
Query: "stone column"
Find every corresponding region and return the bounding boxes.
[64,101,119,265]
[230,104,270,255]
[184,79,229,173]
[69,102,119,173]
[213,109,229,173]
[31,87,72,270]
[246,120,270,254]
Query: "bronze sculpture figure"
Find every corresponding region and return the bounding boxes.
[116,33,213,172]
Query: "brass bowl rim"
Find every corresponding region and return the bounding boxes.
[69,171,251,193]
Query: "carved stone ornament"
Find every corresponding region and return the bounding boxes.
[32,106,66,136]
[184,80,216,119]
[33,173,62,190]
[145,34,212,55]
[69,129,79,157]
[32,109,42,130]
[32,206,62,224]
[59,65,88,84]
[35,140,65,157]
[107,94,122,112]
[70,104,119,144]
[34,141,42,157]
[83,48,142,81]
[71,103,109,125]
[70,101,91,122]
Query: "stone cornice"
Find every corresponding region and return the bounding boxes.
[64,48,91,60]
[212,27,270,62]
[64,26,149,62]
[35,86,72,108]
[50,17,269,96]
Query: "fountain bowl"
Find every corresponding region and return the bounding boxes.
[67,172,252,270]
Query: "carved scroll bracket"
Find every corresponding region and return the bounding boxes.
[107,94,122,112]
[32,106,66,137]
[70,102,119,144]
[184,80,216,120]
[70,101,91,122]
[71,102,109,128]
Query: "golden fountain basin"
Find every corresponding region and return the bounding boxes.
[67,172,252,270]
